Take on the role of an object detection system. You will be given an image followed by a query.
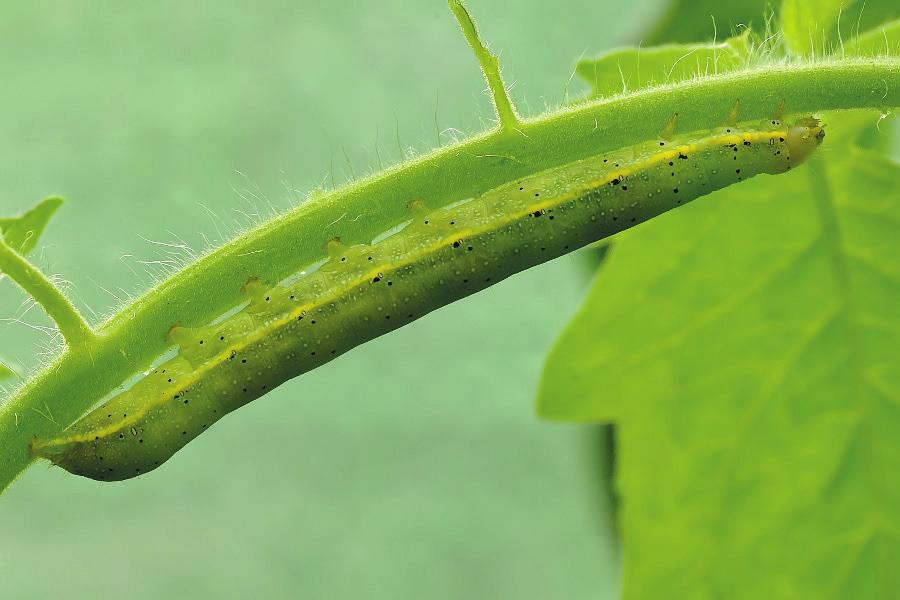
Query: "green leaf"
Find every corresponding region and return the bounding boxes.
[0,360,15,381]
[537,112,899,596]
[782,0,853,55]
[643,0,769,45]
[782,0,900,56]
[577,33,750,99]
[851,18,900,55]
[0,197,64,257]
[840,1,900,47]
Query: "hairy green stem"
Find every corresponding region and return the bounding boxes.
[0,237,95,347]
[448,0,520,131]
[1,59,898,491]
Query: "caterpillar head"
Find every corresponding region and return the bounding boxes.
[785,117,825,165]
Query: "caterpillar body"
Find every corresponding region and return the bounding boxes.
[32,117,825,481]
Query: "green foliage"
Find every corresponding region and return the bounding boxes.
[0,1,898,521]
[781,0,851,55]
[647,0,900,50]
[0,360,14,381]
[853,18,900,55]
[0,197,63,261]
[576,33,750,98]
[1,69,892,492]
[643,0,769,44]
[844,0,900,37]
[0,198,63,380]
[0,0,898,596]
[0,3,623,596]
[781,0,900,56]
[539,111,899,599]
[539,3,900,598]
[0,198,93,347]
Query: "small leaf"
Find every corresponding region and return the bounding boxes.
[850,18,900,55]
[537,113,899,596]
[644,0,769,45]
[841,1,900,45]
[782,0,900,56]
[577,33,750,99]
[0,196,64,257]
[0,360,15,381]
[782,0,852,55]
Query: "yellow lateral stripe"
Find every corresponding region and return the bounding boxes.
[46,128,786,446]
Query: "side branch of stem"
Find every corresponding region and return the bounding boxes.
[0,237,95,347]
[449,0,521,131]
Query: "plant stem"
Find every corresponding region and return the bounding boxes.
[0,237,95,347]
[448,0,520,131]
[1,60,898,492]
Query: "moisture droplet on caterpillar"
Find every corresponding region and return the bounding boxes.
[32,116,825,481]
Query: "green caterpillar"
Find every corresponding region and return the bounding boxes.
[32,116,825,481]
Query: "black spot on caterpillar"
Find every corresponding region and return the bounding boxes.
[31,118,825,481]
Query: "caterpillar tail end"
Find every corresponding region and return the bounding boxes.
[30,436,81,476]
[30,435,65,460]
[30,435,126,482]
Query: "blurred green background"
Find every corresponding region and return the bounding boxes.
[0,1,665,598]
